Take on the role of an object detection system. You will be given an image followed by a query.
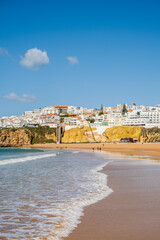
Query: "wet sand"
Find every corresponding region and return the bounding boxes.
[25,142,160,160]
[23,142,160,239]
[65,154,160,240]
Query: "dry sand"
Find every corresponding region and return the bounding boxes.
[24,143,160,240]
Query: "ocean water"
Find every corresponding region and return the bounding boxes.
[0,148,113,240]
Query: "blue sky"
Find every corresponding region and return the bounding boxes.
[0,0,160,116]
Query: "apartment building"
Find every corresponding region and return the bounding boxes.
[123,110,160,127]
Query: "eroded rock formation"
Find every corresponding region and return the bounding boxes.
[0,129,31,147]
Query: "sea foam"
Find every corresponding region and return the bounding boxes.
[0,150,113,240]
[0,153,56,165]
[45,162,113,240]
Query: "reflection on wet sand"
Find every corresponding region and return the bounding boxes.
[105,150,160,163]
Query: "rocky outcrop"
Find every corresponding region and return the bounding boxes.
[1,126,160,146]
[62,127,107,143]
[141,127,160,143]
[0,129,31,147]
[62,126,160,143]
[62,128,89,143]
[0,126,57,147]
[105,126,142,142]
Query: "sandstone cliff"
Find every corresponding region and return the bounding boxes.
[0,129,31,147]
[141,127,160,143]
[105,126,142,142]
[0,126,56,147]
[62,128,89,143]
[62,127,107,143]
[1,126,160,146]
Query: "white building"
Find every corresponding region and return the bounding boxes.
[42,106,57,115]
[124,110,160,127]
[23,111,34,117]
[67,106,81,114]
[103,112,125,127]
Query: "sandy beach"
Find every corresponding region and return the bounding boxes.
[64,154,160,240]
[25,142,160,160]
[23,142,160,240]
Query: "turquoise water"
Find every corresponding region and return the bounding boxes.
[0,148,112,240]
[0,148,43,160]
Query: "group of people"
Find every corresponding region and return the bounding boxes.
[92,147,101,151]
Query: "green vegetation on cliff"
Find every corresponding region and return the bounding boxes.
[24,126,56,136]
[24,126,56,144]
[0,126,56,147]
[1,126,160,147]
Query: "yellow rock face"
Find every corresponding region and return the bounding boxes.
[62,128,89,143]
[62,126,143,143]
[62,126,108,143]
[105,126,142,142]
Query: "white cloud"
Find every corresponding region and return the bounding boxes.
[20,48,49,69]
[0,47,9,57]
[66,56,79,65]
[3,93,37,102]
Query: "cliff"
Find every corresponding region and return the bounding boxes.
[0,126,56,147]
[62,126,107,143]
[27,126,56,144]
[62,126,144,143]
[141,127,160,143]
[105,126,142,142]
[0,129,31,147]
[1,126,160,147]
[62,128,89,143]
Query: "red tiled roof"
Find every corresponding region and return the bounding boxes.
[104,111,109,114]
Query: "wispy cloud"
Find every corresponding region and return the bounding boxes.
[66,56,79,65]
[3,93,37,102]
[20,48,50,70]
[0,47,9,57]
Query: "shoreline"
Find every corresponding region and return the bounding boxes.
[21,142,160,239]
[23,142,160,160]
[64,149,160,240]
